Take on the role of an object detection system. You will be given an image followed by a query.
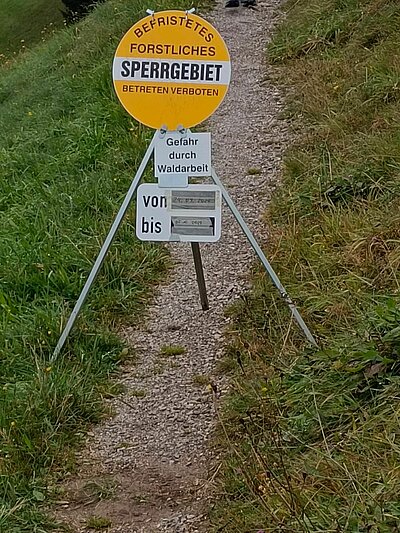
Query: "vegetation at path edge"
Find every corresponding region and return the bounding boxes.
[0,0,189,530]
[0,0,65,59]
[212,0,400,531]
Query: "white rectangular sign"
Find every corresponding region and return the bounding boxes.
[113,58,231,85]
[154,132,211,177]
[136,183,221,243]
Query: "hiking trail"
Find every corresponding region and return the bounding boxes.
[54,1,289,530]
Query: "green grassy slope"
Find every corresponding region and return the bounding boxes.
[0,0,65,58]
[0,0,187,531]
[213,0,400,531]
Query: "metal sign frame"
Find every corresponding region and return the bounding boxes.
[51,130,316,361]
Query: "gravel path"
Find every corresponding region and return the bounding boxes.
[54,1,290,531]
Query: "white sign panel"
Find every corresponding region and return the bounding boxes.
[154,132,211,177]
[136,183,221,242]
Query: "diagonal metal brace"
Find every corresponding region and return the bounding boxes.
[211,167,318,347]
[51,132,158,361]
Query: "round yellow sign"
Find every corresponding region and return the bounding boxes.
[113,10,231,130]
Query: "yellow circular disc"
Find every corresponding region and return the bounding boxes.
[113,10,231,130]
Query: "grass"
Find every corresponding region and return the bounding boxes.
[0,0,191,530]
[80,479,117,502]
[192,373,211,386]
[247,167,262,175]
[159,344,186,357]
[85,515,112,529]
[212,0,400,531]
[0,0,65,59]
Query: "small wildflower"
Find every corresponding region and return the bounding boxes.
[45,366,52,373]
[27,111,33,116]
[10,421,16,427]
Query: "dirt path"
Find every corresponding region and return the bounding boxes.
[54,1,289,531]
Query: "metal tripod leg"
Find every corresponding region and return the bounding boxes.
[211,167,317,347]
[51,132,158,361]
